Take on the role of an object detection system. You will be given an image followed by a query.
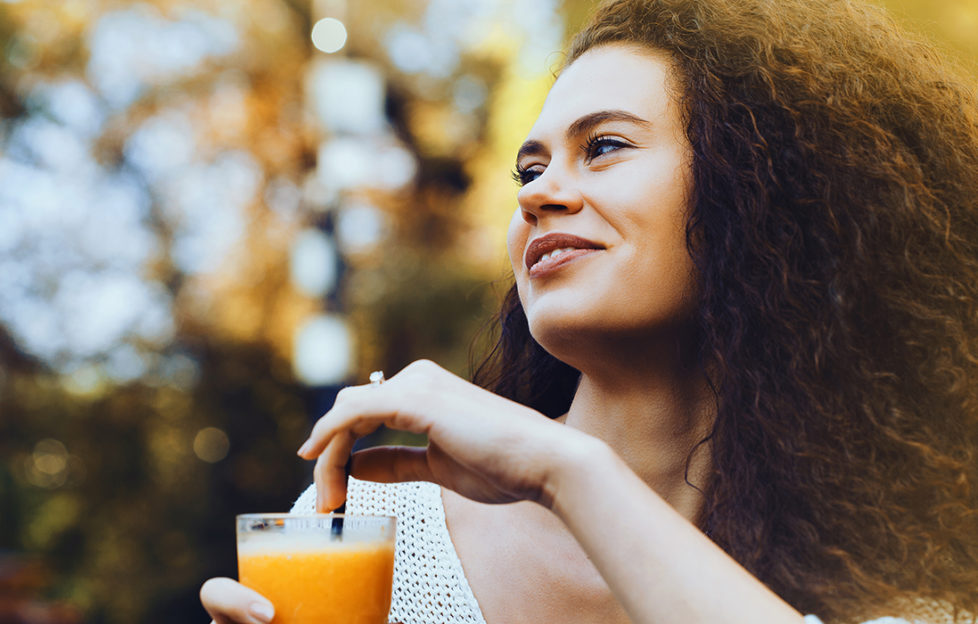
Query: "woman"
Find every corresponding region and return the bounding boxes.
[202,0,978,622]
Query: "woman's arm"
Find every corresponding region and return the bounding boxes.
[298,360,805,624]
[546,435,803,624]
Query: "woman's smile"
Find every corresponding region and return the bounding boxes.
[525,232,605,278]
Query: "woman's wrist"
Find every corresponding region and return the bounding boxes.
[540,430,618,515]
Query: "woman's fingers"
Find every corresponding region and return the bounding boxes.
[350,444,529,505]
[298,362,460,463]
[297,384,424,461]
[350,445,435,483]
[296,359,564,506]
[314,431,356,512]
[200,578,274,624]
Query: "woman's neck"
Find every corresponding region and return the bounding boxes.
[561,337,714,522]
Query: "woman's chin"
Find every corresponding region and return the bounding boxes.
[527,312,619,363]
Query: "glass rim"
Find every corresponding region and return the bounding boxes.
[236,513,395,520]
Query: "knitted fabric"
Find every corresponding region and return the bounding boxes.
[291,478,486,624]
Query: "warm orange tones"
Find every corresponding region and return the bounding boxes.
[238,537,395,624]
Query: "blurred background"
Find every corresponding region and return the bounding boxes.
[0,0,974,622]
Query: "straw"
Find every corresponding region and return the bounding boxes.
[330,503,345,538]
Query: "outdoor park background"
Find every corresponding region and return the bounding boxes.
[0,0,975,622]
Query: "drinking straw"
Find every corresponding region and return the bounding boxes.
[331,503,345,538]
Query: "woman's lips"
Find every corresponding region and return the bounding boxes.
[525,233,604,278]
[528,248,600,277]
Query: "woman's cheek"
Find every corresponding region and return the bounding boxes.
[506,209,528,274]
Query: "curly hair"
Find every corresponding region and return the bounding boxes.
[474,0,978,621]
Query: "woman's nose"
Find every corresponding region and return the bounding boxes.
[516,166,583,226]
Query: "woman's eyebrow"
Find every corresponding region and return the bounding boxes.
[516,110,651,162]
[516,139,546,163]
[566,109,651,138]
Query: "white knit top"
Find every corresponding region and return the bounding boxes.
[292,479,936,624]
[291,478,486,624]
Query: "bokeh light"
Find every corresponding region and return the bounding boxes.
[293,314,353,386]
[311,17,347,54]
[289,228,340,297]
[336,201,386,256]
[193,427,231,463]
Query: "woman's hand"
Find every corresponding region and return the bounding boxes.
[297,359,596,512]
[199,578,408,624]
[199,577,274,624]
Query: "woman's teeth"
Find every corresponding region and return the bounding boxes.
[538,247,576,263]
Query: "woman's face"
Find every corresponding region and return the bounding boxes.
[507,43,696,354]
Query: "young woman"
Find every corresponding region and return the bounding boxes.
[202,0,978,622]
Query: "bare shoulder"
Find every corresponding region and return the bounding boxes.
[442,489,631,624]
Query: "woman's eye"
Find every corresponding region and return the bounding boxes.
[584,136,630,162]
[511,164,543,186]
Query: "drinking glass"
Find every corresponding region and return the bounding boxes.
[236,514,396,624]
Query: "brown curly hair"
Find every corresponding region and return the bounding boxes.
[475,0,978,621]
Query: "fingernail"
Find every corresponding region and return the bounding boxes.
[297,440,311,456]
[249,601,274,623]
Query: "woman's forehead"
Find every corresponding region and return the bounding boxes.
[528,44,679,139]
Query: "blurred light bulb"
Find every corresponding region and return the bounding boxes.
[311,18,347,54]
[289,228,339,296]
[293,314,353,386]
[336,202,385,255]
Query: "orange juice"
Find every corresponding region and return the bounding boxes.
[237,516,395,624]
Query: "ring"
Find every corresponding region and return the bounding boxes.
[369,370,385,387]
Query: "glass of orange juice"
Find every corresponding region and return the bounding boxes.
[236,514,396,624]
